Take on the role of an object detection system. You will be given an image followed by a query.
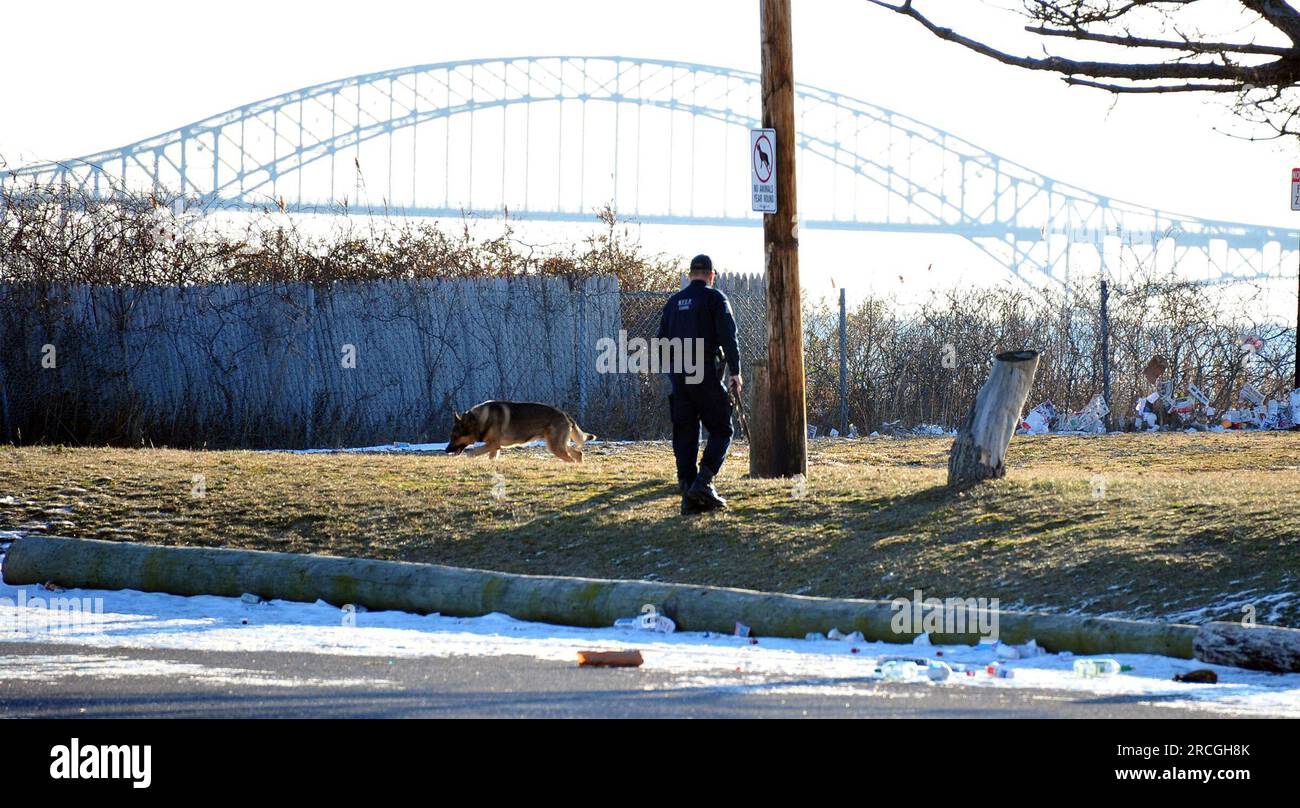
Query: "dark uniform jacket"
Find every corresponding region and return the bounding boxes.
[656,279,742,380]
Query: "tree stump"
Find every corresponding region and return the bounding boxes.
[1194,622,1300,673]
[947,350,1040,488]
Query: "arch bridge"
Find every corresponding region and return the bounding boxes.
[6,55,1296,285]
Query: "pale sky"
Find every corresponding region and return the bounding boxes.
[3,0,1298,300]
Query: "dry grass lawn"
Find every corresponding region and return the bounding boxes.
[1,432,1298,625]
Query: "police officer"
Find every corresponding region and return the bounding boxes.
[657,255,743,514]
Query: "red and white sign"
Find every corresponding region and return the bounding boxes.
[751,129,777,213]
[1291,168,1300,211]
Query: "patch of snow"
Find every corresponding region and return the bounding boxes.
[1,550,1297,716]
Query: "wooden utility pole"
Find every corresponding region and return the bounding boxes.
[759,0,807,477]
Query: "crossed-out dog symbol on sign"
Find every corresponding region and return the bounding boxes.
[753,135,773,183]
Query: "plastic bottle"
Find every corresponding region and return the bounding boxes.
[1073,658,1123,678]
[926,660,952,682]
[880,660,923,682]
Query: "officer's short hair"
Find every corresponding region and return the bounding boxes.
[689,254,713,276]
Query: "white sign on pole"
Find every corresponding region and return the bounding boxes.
[750,128,777,213]
[1291,168,1300,211]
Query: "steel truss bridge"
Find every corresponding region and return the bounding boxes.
[5,55,1296,285]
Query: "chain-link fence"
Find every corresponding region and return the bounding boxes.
[2,268,1293,448]
[801,276,1297,437]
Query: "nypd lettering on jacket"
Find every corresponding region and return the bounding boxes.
[50,738,152,789]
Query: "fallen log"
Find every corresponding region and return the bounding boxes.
[1194,622,1300,673]
[2,536,1199,659]
[948,349,1040,488]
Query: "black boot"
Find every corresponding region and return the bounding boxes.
[687,468,727,511]
[679,481,707,515]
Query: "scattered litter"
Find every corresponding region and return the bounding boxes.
[926,660,953,682]
[1022,378,1300,435]
[828,428,839,438]
[240,593,263,605]
[995,642,1021,660]
[613,604,676,634]
[805,632,826,642]
[734,622,751,638]
[1239,383,1265,407]
[880,659,924,682]
[911,424,950,436]
[577,649,644,668]
[994,639,1045,660]
[1065,395,1109,433]
[878,421,953,437]
[823,628,866,643]
[1073,658,1127,678]
[986,662,1015,679]
[1173,668,1219,684]
[1020,400,1056,435]
[41,581,65,593]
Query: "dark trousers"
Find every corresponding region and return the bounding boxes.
[669,377,734,487]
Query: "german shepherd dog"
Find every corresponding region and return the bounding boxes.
[445,401,596,462]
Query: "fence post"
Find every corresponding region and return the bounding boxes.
[1100,278,1111,432]
[303,283,316,449]
[576,280,588,425]
[839,286,848,437]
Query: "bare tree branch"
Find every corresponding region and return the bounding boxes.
[1026,25,1293,56]
[867,0,1300,139]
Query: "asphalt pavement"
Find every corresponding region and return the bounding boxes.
[0,641,1235,718]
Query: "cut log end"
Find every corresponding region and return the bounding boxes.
[995,350,1039,363]
[1194,622,1300,673]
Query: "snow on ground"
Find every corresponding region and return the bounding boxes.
[2,544,1297,716]
[283,441,453,454]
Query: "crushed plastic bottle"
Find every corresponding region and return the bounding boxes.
[1073,658,1123,678]
[880,660,924,682]
[926,660,953,682]
[614,604,676,633]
